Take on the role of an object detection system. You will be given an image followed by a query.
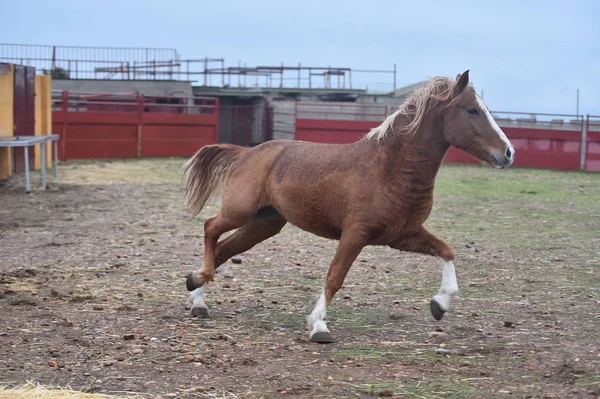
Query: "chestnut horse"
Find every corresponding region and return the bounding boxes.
[184,70,514,343]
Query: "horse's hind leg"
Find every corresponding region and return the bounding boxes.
[189,211,287,317]
[214,208,286,266]
[389,227,457,320]
[186,214,243,291]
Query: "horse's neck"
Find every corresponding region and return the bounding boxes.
[385,113,449,186]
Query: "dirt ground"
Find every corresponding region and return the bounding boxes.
[0,158,599,399]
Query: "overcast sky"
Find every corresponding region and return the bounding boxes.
[3,0,599,115]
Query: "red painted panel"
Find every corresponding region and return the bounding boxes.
[588,131,600,140]
[66,140,137,159]
[585,141,600,172]
[52,106,219,160]
[141,124,216,157]
[67,112,138,125]
[502,127,581,141]
[295,119,379,144]
[52,110,138,160]
[443,148,480,165]
[87,101,137,113]
[142,139,215,157]
[142,125,215,140]
[144,113,217,126]
[586,122,600,172]
[65,123,137,159]
[66,124,137,141]
[507,127,581,171]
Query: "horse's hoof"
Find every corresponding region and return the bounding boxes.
[430,299,445,320]
[309,331,335,344]
[191,306,210,318]
[186,273,197,292]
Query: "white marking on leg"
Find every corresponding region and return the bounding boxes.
[432,257,459,312]
[189,285,208,310]
[307,292,330,338]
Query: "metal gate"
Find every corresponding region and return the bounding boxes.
[219,99,272,146]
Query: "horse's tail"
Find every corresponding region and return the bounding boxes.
[184,144,248,218]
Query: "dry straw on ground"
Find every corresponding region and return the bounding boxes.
[0,381,143,399]
[0,382,242,399]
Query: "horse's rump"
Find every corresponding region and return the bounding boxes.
[184,144,249,217]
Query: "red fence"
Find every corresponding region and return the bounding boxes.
[52,91,219,160]
[48,94,598,173]
[295,106,597,172]
[443,111,585,171]
[585,115,600,172]
[295,102,387,143]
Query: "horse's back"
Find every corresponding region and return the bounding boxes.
[252,139,383,239]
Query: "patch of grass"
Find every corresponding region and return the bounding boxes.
[58,158,188,185]
[435,164,599,199]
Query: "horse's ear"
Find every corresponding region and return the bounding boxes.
[453,70,470,96]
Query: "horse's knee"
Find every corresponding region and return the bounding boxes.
[438,244,455,262]
[203,217,217,237]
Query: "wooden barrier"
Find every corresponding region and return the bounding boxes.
[51,91,219,161]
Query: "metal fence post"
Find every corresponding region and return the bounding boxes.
[137,95,144,158]
[213,97,220,144]
[61,90,68,161]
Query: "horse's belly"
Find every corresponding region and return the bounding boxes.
[279,206,342,240]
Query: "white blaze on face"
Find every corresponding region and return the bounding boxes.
[476,95,513,150]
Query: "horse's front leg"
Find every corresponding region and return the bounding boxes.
[389,227,457,320]
[307,231,368,343]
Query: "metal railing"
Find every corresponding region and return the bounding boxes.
[51,91,218,114]
[0,43,398,90]
[490,110,584,126]
[1,43,179,80]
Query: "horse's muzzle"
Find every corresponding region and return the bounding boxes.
[491,146,515,169]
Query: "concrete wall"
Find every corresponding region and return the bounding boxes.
[52,79,194,97]
[251,97,267,143]
[356,94,409,107]
[270,100,295,140]
[296,101,389,122]
[0,64,14,179]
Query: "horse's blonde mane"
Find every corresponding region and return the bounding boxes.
[366,76,469,141]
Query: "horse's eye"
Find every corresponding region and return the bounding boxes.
[467,108,479,116]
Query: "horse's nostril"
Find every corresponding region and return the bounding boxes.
[505,147,514,160]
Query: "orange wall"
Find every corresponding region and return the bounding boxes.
[0,64,14,179]
[34,74,52,169]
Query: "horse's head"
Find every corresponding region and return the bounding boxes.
[443,70,515,169]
